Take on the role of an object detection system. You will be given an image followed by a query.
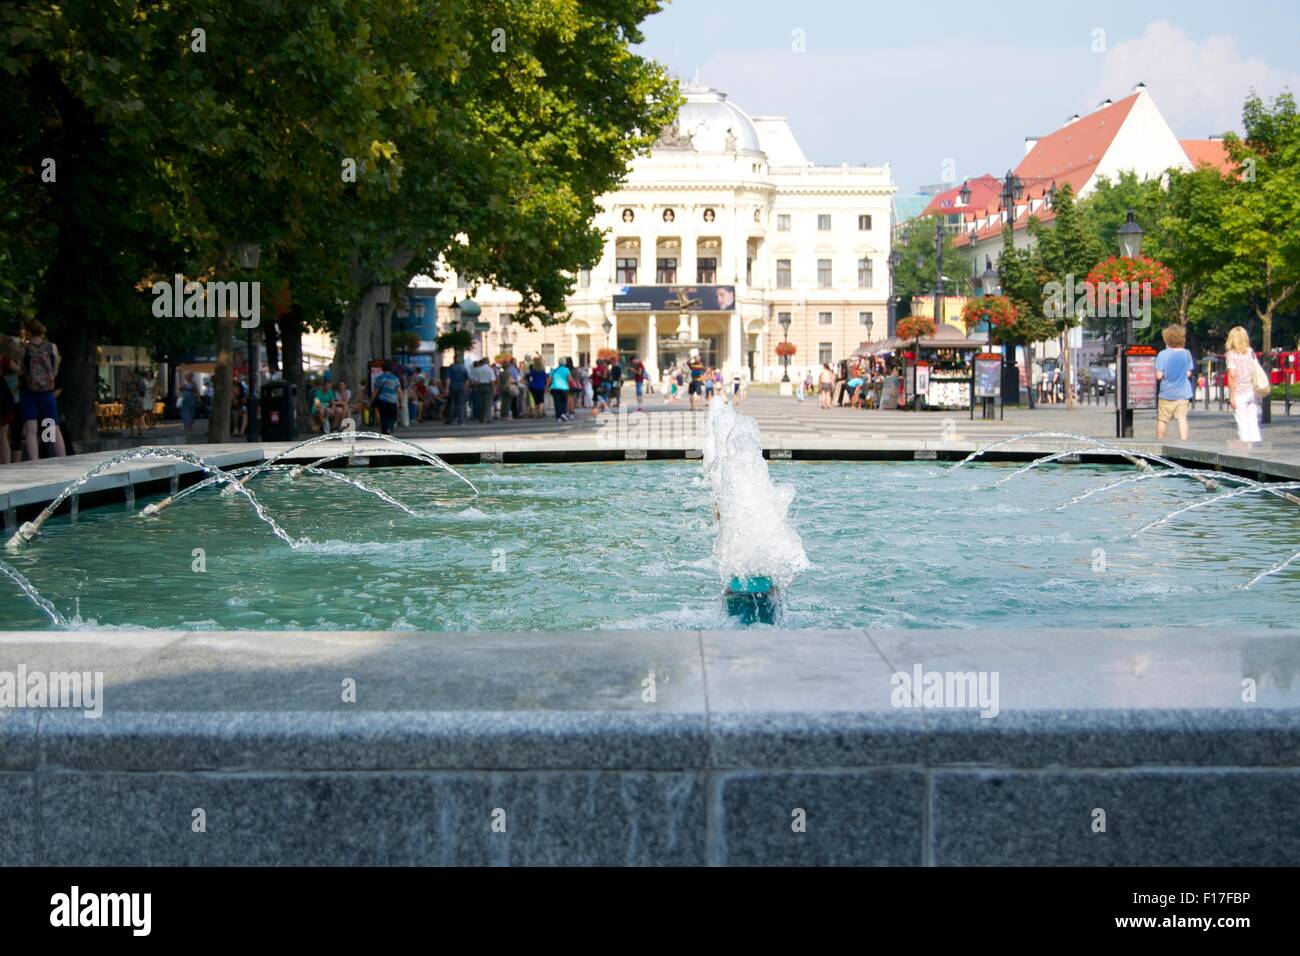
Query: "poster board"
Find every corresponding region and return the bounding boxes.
[973,354,1001,398]
[1124,345,1157,410]
[915,362,930,396]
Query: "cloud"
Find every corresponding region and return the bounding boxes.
[1092,20,1300,137]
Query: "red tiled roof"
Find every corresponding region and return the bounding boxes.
[1180,138,1233,174]
[1013,93,1138,195]
[922,174,1002,218]
[953,95,1140,247]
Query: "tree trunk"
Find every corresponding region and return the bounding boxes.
[279,307,305,422]
[331,286,381,394]
[58,322,99,449]
[1063,329,1074,411]
[209,314,235,442]
[266,319,280,375]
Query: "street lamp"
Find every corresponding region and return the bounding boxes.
[1116,208,1145,437]
[887,250,901,337]
[998,171,1024,404]
[235,241,261,442]
[779,312,792,384]
[1117,208,1144,261]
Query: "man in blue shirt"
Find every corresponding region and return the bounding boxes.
[444,358,470,425]
[1154,324,1195,441]
[370,360,401,435]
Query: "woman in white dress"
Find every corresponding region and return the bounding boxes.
[1225,326,1261,445]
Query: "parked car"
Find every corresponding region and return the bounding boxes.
[1087,366,1116,396]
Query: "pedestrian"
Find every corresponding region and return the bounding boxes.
[549,358,573,421]
[527,357,547,418]
[818,363,835,409]
[687,353,705,411]
[369,359,401,435]
[631,358,646,411]
[1225,326,1264,446]
[609,356,624,409]
[18,318,67,458]
[178,371,199,432]
[1154,324,1194,441]
[445,356,470,425]
[0,337,21,464]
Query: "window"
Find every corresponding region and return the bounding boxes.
[621,209,635,223]
[817,259,833,288]
[616,258,638,284]
[746,257,753,285]
[857,258,873,288]
[858,310,875,327]
[817,214,832,232]
[696,257,717,284]
[819,342,833,365]
[858,214,872,231]
[578,268,591,288]
[777,214,791,232]
[818,311,833,326]
[656,257,677,284]
[776,259,792,289]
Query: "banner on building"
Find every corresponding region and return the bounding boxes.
[612,285,736,313]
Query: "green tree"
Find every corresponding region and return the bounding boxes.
[890,216,971,321]
[1200,91,1300,419]
[1,0,675,443]
[1031,183,1104,408]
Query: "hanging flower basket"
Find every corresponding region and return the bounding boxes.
[1085,256,1174,303]
[895,316,936,341]
[391,331,421,354]
[435,329,473,352]
[961,295,1018,331]
[493,353,514,365]
[596,347,618,362]
[775,341,797,358]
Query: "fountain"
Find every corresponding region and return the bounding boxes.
[1,558,68,627]
[5,447,290,550]
[704,397,808,623]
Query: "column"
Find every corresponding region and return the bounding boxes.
[608,312,618,350]
[569,327,579,365]
[755,328,765,382]
[642,230,655,284]
[680,208,695,285]
[647,313,659,380]
[727,311,742,376]
[689,314,699,343]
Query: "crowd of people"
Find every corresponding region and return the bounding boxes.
[1,319,68,463]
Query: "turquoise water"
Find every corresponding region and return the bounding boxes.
[2,461,1298,630]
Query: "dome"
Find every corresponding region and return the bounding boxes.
[675,87,762,153]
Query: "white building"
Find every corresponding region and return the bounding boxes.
[427,86,896,382]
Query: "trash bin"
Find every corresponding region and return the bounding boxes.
[260,380,296,441]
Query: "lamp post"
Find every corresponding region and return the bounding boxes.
[779,312,792,393]
[234,241,261,442]
[1115,208,1144,438]
[998,170,1023,404]
[887,249,901,337]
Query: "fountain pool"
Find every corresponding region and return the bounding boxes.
[3,459,1298,631]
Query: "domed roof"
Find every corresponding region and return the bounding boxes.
[675,87,762,153]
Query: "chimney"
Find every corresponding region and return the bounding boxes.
[1098,98,1114,108]
[1132,81,1147,93]
[1063,114,1080,126]
[1024,136,1039,155]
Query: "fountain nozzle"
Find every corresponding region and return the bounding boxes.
[6,522,41,549]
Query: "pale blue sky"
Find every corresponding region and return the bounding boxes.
[636,0,1300,193]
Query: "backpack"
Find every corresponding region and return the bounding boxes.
[23,341,56,392]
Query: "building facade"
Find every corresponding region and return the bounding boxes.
[421,86,895,382]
